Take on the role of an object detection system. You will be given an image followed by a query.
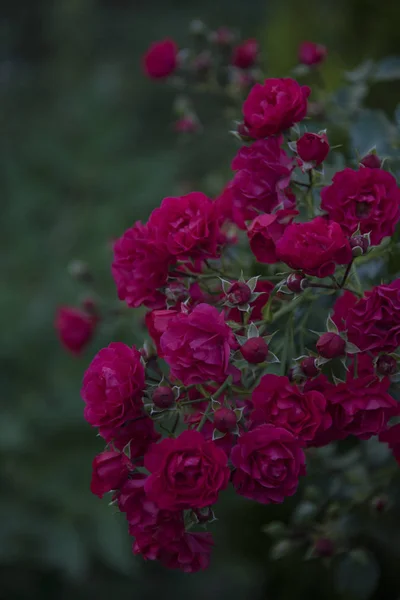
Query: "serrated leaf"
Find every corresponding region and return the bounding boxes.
[247,276,259,292]
[212,428,226,441]
[247,322,259,338]
[211,399,221,410]
[346,341,361,354]
[332,374,345,385]
[267,352,280,364]
[326,314,339,334]
[235,334,248,345]
[345,59,375,83]
[220,278,232,294]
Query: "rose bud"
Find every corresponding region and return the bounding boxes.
[227,281,252,305]
[360,153,382,169]
[240,337,269,364]
[174,116,199,134]
[350,235,369,257]
[212,26,235,47]
[214,407,237,433]
[232,39,259,69]
[194,506,214,523]
[300,357,320,378]
[296,132,329,165]
[316,332,346,359]
[287,273,308,293]
[371,495,388,513]
[153,386,175,409]
[142,39,178,80]
[376,355,397,377]
[313,538,335,558]
[90,451,132,498]
[298,41,327,66]
[55,306,96,355]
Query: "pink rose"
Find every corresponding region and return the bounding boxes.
[298,41,327,66]
[231,424,306,504]
[142,39,178,79]
[159,531,214,573]
[345,280,400,353]
[226,280,274,323]
[332,291,358,331]
[229,137,294,228]
[145,308,180,356]
[55,307,96,354]
[379,424,400,465]
[232,39,259,69]
[250,374,330,443]
[144,430,230,510]
[111,414,161,459]
[90,451,132,498]
[117,474,160,528]
[160,303,236,385]
[316,332,346,358]
[248,209,298,263]
[296,132,329,165]
[81,343,145,436]
[321,168,400,246]
[112,222,171,309]
[276,216,352,278]
[243,78,310,138]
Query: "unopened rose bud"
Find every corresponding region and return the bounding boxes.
[316,332,346,359]
[193,52,212,77]
[376,354,397,376]
[360,153,381,169]
[214,407,237,433]
[212,26,235,47]
[350,235,369,256]
[298,41,327,66]
[194,506,214,523]
[232,39,259,69]
[296,132,329,165]
[227,281,252,305]
[287,273,308,293]
[236,122,252,141]
[301,357,320,378]
[371,495,388,513]
[240,337,269,364]
[152,386,175,410]
[314,537,335,558]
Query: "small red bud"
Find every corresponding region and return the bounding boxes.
[376,355,397,376]
[301,357,320,378]
[350,235,369,256]
[371,495,388,512]
[360,153,382,169]
[227,281,252,305]
[240,337,269,364]
[314,538,335,558]
[152,386,175,409]
[316,332,346,359]
[236,122,253,141]
[194,506,214,523]
[212,26,235,47]
[287,273,308,293]
[214,407,237,433]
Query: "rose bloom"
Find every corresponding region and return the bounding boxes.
[148,192,221,260]
[250,374,330,443]
[296,132,329,165]
[160,303,236,385]
[142,39,178,79]
[243,77,310,138]
[229,137,294,228]
[132,510,185,561]
[345,280,400,353]
[379,424,400,465]
[145,308,180,356]
[111,414,160,459]
[332,290,358,331]
[276,216,352,278]
[117,473,161,528]
[226,280,274,324]
[112,221,171,309]
[298,41,327,66]
[144,430,230,510]
[90,451,132,498]
[81,342,145,436]
[55,307,96,354]
[321,168,400,246]
[159,531,214,573]
[248,209,298,263]
[232,39,259,69]
[231,424,306,504]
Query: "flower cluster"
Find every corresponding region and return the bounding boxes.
[57,24,400,575]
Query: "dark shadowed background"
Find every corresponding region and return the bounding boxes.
[1,1,400,598]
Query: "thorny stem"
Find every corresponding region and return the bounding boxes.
[196,376,233,432]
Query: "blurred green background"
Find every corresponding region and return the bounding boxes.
[1,1,400,598]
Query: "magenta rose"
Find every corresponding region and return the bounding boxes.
[332,291,358,331]
[160,303,236,385]
[148,192,221,260]
[231,424,306,504]
[379,424,400,465]
[145,308,180,356]
[159,531,214,573]
[248,209,298,263]
[276,216,352,278]
[316,332,346,358]
[117,474,160,528]
[360,153,381,169]
[296,132,329,165]
[111,414,160,459]
[112,222,171,309]
[229,137,294,228]
[90,451,132,498]
[144,430,230,510]
[142,39,178,79]
[81,342,145,437]
[55,307,96,355]
[232,39,259,69]
[250,374,330,443]
[132,511,185,560]
[226,280,274,324]
[321,168,400,246]
[345,280,400,353]
[298,41,327,66]
[243,77,310,138]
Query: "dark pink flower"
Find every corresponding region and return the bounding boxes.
[250,374,330,443]
[55,307,96,354]
[117,473,160,527]
[81,343,145,436]
[296,132,329,165]
[145,308,180,356]
[227,281,252,305]
[144,430,230,510]
[316,332,346,359]
[232,39,259,69]
[174,116,199,133]
[231,424,306,504]
[90,451,132,498]
[142,39,178,79]
[148,192,220,260]
[214,407,237,433]
[240,337,269,364]
[379,424,400,465]
[243,78,310,138]
[111,414,161,459]
[298,41,327,66]
[276,216,352,278]
[321,168,400,246]
[159,531,214,573]
[112,222,171,309]
[332,291,358,331]
[226,280,274,323]
[132,511,185,561]
[360,153,382,169]
[345,280,400,353]
[160,303,236,385]
[248,209,298,263]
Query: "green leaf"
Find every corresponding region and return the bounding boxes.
[374,56,400,81]
[345,60,375,83]
[334,550,380,599]
[350,109,395,156]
